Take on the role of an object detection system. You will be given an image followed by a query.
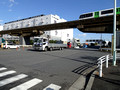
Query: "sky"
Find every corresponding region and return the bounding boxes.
[0,0,120,42]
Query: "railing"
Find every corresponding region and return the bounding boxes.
[97,54,112,77]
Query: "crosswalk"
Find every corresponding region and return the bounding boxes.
[0,67,62,90]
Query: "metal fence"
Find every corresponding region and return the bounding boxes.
[97,54,112,77]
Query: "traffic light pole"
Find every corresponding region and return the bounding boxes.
[113,0,116,66]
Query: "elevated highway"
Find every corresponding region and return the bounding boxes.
[0,15,120,45]
[0,15,120,36]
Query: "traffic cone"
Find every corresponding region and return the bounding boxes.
[16,47,18,51]
[23,46,24,50]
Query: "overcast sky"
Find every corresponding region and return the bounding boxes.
[0,0,120,42]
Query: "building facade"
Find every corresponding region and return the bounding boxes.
[0,25,3,31]
[42,15,73,43]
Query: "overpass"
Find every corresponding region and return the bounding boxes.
[0,14,120,45]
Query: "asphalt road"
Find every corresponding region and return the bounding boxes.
[0,48,109,90]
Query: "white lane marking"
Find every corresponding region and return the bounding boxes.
[0,74,28,87]
[10,78,43,90]
[0,70,16,77]
[0,67,7,71]
[43,83,61,90]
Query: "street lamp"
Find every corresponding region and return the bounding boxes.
[113,0,117,66]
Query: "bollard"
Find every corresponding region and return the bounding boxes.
[106,55,109,68]
[99,59,103,77]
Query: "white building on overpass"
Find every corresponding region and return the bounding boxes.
[0,25,3,31]
[40,14,73,43]
[3,14,73,44]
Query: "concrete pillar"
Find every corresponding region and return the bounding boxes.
[19,36,30,45]
[116,31,120,48]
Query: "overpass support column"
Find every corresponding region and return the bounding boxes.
[19,36,30,45]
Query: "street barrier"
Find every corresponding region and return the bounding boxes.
[97,54,111,77]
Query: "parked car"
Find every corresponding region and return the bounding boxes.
[3,44,20,49]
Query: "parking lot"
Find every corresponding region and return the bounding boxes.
[0,48,109,90]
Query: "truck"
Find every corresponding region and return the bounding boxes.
[73,38,80,48]
[33,37,67,51]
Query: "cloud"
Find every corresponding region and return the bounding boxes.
[8,0,17,11]
[9,0,15,8]
[8,9,12,12]
[9,3,13,7]
[0,20,3,25]
[78,33,87,37]
[9,0,15,3]
[0,20,3,22]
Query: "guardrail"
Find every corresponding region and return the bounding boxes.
[97,54,112,77]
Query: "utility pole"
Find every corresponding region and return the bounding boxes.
[100,33,102,49]
[113,0,117,66]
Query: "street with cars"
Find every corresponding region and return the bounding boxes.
[0,48,109,90]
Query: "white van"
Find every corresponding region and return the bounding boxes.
[3,43,20,49]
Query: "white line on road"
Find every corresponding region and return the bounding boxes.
[10,78,43,90]
[0,74,28,87]
[43,83,61,90]
[0,70,16,77]
[0,67,7,71]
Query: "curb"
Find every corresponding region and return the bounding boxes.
[68,65,97,90]
[69,75,86,90]
[85,71,97,90]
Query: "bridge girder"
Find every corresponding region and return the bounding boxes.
[0,15,120,36]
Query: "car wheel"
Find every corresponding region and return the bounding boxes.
[49,47,53,51]
[44,47,48,51]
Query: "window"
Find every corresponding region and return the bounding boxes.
[80,13,93,18]
[11,24,13,28]
[117,8,120,12]
[67,34,69,37]
[46,32,47,34]
[101,9,113,15]
[7,26,9,29]
[41,19,44,23]
[55,31,58,35]
[77,40,80,42]
[34,38,39,42]
[43,39,47,42]
[119,8,120,12]
[16,24,18,27]
[95,12,99,15]
[54,20,57,23]
[117,8,119,12]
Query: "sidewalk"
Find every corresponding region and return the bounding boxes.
[91,60,120,90]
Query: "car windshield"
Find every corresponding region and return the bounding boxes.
[34,38,39,42]
[7,44,13,45]
[77,40,80,42]
[34,38,42,43]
